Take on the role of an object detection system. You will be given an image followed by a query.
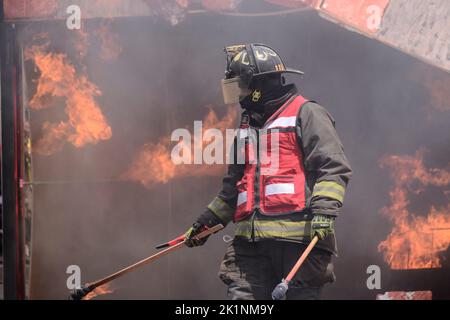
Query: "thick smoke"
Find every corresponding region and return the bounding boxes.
[23,4,449,299]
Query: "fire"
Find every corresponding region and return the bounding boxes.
[123,107,237,188]
[378,150,450,269]
[377,291,432,300]
[25,43,112,155]
[82,284,114,300]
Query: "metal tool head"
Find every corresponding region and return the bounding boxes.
[68,285,93,300]
[271,280,289,300]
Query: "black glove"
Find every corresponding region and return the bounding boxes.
[185,209,223,247]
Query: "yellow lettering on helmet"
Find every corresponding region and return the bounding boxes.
[255,50,269,61]
[226,44,246,54]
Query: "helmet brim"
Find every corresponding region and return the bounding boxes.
[252,67,304,78]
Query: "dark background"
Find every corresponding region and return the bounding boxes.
[22,6,450,299]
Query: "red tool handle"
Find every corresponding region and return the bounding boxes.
[155,224,221,249]
[285,236,319,282]
[155,234,185,249]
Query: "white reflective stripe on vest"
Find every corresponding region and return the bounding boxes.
[265,183,295,196]
[237,191,248,206]
[266,116,296,129]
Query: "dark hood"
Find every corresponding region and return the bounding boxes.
[241,84,298,128]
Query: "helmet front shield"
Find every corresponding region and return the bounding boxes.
[221,77,251,105]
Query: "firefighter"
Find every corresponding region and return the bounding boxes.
[185,44,352,300]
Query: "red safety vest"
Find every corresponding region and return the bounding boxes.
[234,95,309,222]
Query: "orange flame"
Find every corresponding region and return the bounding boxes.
[123,107,237,188]
[377,291,432,300]
[26,43,112,155]
[82,284,114,300]
[378,150,450,269]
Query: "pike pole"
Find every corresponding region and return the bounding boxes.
[271,235,319,300]
[69,224,224,300]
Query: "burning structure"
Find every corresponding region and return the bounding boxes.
[1,0,449,300]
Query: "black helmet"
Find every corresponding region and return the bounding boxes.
[221,43,304,104]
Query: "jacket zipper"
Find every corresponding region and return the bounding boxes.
[247,95,298,242]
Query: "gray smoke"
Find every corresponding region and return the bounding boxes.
[22,5,450,300]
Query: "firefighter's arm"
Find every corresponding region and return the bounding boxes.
[298,102,352,218]
[206,136,244,225]
[185,139,244,247]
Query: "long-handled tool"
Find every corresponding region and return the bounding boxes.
[155,234,186,249]
[271,235,319,300]
[69,224,224,300]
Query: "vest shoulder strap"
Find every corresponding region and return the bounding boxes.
[264,94,309,129]
[279,94,308,117]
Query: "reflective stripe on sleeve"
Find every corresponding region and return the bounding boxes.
[207,197,234,224]
[312,180,345,203]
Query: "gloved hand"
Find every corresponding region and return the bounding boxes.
[309,214,335,240]
[185,209,223,247]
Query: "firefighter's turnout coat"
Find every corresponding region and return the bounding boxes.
[207,90,352,254]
